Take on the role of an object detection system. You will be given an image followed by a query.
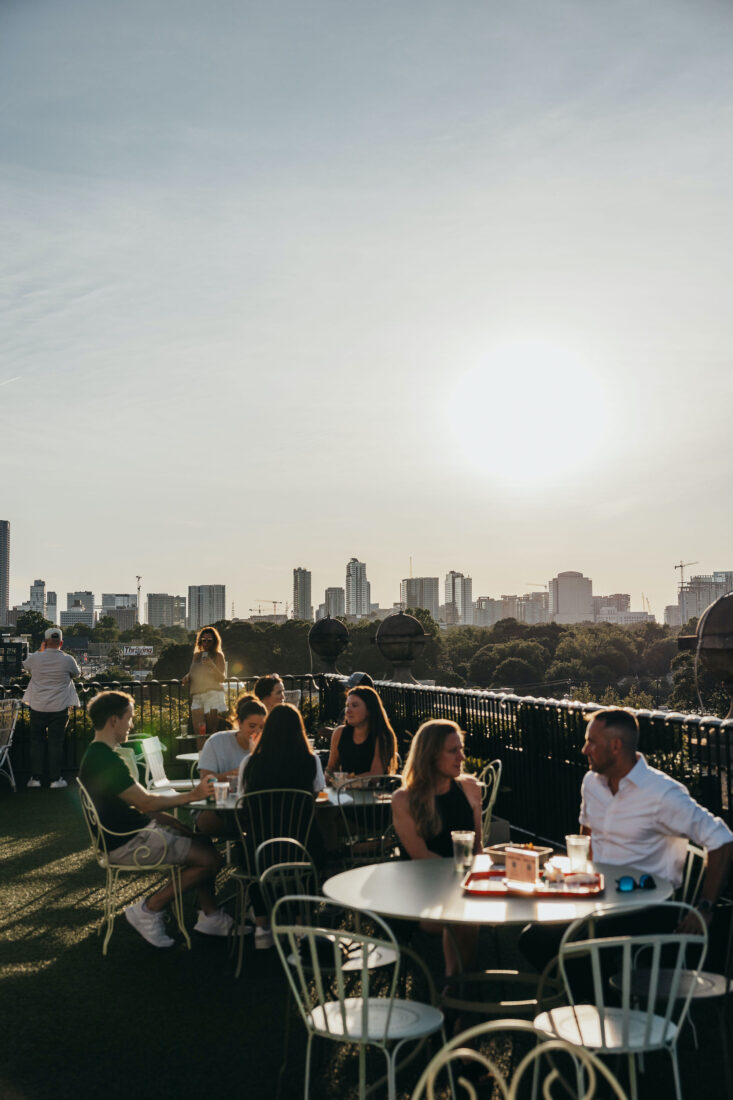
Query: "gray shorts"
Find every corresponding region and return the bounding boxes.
[108,825,192,867]
[191,690,227,714]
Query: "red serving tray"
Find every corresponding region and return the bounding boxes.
[461,868,605,898]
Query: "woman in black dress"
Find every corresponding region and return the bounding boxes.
[392,719,482,975]
[326,685,398,777]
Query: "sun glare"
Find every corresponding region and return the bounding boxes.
[449,340,610,488]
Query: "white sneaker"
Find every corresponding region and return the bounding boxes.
[255,926,274,950]
[124,900,175,948]
[50,778,68,789]
[26,777,41,788]
[194,909,234,937]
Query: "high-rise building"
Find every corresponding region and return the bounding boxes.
[325,587,345,618]
[678,572,733,625]
[188,585,226,631]
[664,605,682,628]
[60,600,95,629]
[46,591,57,625]
[444,571,473,625]
[102,593,137,611]
[0,521,9,623]
[399,577,440,622]
[474,596,503,627]
[147,593,187,629]
[593,593,631,619]
[30,579,46,616]
[67,591,94,613]
[292,568,313,622]
[345,559,370,618]
[103,607,137,631]
[548,571,593,624]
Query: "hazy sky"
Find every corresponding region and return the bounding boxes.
[2,0,732,620]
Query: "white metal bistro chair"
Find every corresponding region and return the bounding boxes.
[534,901,708,1100]
[0,698,21,792]
[477,758,502,847]
[139,735,194,791]
[336,774,402,867]
[115,745,140,784]
[77,778,191,954]
[271,895,446,1100]
[411,1017,629,1100]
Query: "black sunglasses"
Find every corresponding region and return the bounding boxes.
[616,874,656,893]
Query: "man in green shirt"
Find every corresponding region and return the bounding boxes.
[79,690,231,948]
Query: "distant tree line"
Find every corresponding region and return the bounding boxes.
[13,606,723,717]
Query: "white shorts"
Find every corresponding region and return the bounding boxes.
[108,825,192,866]
[191,690,227,714]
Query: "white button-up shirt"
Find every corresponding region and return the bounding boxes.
[579,753,733,886]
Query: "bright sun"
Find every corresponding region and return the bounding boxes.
[449,340,610,487]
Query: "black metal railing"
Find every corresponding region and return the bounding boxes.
[4,673,731,846]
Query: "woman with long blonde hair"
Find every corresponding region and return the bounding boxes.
[392,719,482,974]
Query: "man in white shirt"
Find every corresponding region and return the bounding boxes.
[23,627,80,789]
[580,707,732,928]
[521,706,732,969]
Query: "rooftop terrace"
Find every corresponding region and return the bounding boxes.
[2,785,730,1100]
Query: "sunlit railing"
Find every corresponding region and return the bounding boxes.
[4,673,730,844]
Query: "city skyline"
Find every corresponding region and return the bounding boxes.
[3,2,733,622]
[2,515,726,624]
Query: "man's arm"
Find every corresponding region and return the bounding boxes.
[678,841,732,932]
[119,775,213,814]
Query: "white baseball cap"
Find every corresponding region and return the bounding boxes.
[44,628,63,641]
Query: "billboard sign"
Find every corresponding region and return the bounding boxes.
[122,646,154,656]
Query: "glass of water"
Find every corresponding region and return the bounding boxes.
[451,830,475,873]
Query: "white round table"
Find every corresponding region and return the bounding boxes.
[323,854,673,925]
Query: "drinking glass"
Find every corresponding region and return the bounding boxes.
[565,833,590,872]
[213,781,230,806]
[451,830,475,873]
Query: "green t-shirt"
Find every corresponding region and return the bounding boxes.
[79,741,150,849]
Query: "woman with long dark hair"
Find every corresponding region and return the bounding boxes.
[243,703,325,794]
[253,674,285,714]
[182,626,227,738]
[240,703,325,948]
[326,685,398,777]
[392,719,482,975]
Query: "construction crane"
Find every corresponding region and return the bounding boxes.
[526,583,548,589]
[674,560,698,588]
[136,575,142,625]
[252,599,290,618]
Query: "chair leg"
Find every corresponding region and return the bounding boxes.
[303,1033,313,1100]
[170,867,191,950]
[233,881,252,979]
[669,1047,683,1100]
[102,867,117,956]
[627,1052,639,1100]
[385,1046,396,1100]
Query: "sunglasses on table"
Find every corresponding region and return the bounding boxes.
[616,874,656,893]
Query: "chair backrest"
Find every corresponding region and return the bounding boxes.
[337,774,402,866]
[235,788,315,876]
[77,777,111,867]
[115,746,140,783]
[272,896,401,1044]
[678,842,707,906]
[558,901,708,1052]
[478,758,502,846]
[256,839,320,922]
[138,736,170,789]
[0,699,20,751]
[411,1018,630,1100]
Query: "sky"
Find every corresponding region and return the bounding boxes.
[2,0,733,621]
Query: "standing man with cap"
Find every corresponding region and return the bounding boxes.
[23,627,80,789]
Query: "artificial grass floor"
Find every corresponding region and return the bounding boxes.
[1,787,731,1100]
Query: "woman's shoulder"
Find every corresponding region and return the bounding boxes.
[391,785,409,809]
[331,724,345,741]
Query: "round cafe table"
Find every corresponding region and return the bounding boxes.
[322,854,673,926]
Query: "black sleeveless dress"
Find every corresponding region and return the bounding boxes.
[425,780,475,857]
[337,724,374,774]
